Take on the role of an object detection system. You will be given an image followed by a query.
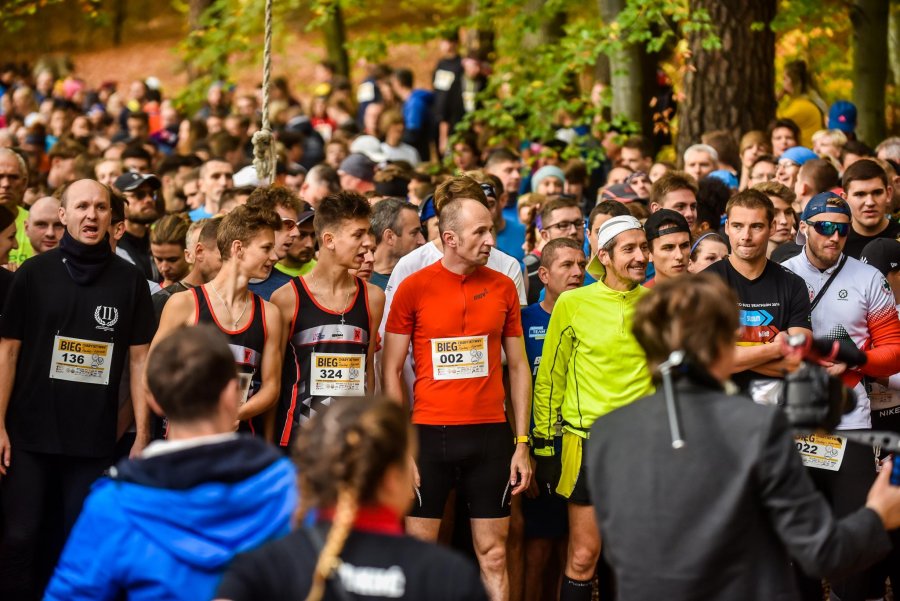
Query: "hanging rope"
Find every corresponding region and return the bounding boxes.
[252,0,276,184]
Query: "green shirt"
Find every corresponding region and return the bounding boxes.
[9,206,33,267]
[532,278,654,447]
[274,259,315,278]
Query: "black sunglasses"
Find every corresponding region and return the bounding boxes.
[805,220,850,237]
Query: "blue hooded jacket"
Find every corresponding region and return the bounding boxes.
[45,435,297,601]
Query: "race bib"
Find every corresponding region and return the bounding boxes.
[311,353,365,396]
[433,69,456,91]
[357,81,376,103]
[431,336,488,380]
[794,433,847,471]
[49,336,114,386]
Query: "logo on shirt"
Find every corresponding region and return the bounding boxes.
[353,328,362,342]
[94,306,119,332]
[528,325,546,340]
[838,289,848,300]
[474,288,489,301]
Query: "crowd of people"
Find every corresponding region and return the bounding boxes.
[2,39,900,601]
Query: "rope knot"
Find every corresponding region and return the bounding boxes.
[251,127,276,183]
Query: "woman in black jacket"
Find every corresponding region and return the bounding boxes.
[215,397,487,601]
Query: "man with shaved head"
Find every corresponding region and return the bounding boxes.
[0,179,156,598]
[25,196,64,256]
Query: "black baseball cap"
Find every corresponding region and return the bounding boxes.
[114,171,161,192]
[644,209,691,243]
[860,238,900,276]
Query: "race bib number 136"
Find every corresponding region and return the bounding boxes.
[49,336,114,386]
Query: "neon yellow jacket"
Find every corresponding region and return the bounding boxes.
[532,279,654,453]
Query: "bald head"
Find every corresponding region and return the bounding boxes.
[60,180,113,245]
[26,196,63,254]
[439,198,495,267]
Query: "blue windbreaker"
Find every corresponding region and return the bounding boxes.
[44,435,297,601]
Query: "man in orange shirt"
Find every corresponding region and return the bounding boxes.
[383,194,532,601]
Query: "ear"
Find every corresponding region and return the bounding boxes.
[649,202,660,213]
[58,205,67,225]
[539,229,550,242]
[147,392,164,417]
[798,221,808,237]
[113,221,126,242]
[230,238,242,258]
[537,265,550,286]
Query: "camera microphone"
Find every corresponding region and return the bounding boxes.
[785,334,868,368]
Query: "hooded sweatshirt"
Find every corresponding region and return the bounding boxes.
[45,435,297,601]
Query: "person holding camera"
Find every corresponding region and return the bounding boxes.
[782,191,900,601]
[586,273,900,601]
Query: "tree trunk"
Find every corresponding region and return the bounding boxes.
[186,0,214,81]
[598,0,643,127]
[466,0,495,60]
[851,0,888,145]
[321,2,350,78]
[111,0,126,47]
[521,0,566,50]
[676,0,776,161]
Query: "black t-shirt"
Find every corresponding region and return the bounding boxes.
[0,250,155,457]
[770,241,802,264]
[118,230,158,282]
[704,258,811,390]
[217,525,488,601]
[844,219,900,259]
[151,280,193,323]
[0,267,13,315]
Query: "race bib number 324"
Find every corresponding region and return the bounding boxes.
[311,353,365,396]
[431,336,489,380]
[49,336,114,386]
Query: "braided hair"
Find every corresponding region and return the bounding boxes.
[294,397,411,601]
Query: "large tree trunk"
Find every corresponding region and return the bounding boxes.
[186,0,215,81]
[676,0,776,161]
[521,0,566,50]
[598,0,643,126]
[851,0,889,145]
[321,2,350,78]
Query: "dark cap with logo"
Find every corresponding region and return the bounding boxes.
[114,171,161,192]
[644,208,691,243]
[801,191,851,221]
[860,238,900,276]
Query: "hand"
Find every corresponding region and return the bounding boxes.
[823,361,848,377]
[509,444,533,496]
[866,457,900,530]
[0,428,10,476]
[129,433,149,459]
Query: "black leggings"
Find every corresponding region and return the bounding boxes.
[0,449,110,600]
[795,440,879,601]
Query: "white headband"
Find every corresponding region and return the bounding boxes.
[596,215,643,249]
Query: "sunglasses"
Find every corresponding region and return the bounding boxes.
[281,218,298,231]
[480,183,497,199]
[128,189,156,201]
[805,220,850,237]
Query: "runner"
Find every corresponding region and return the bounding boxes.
[23,196,64,257]
[520,237,585,601]
[270,202,317,279]
[532,214,654,601]
[154,204,283,438]
[782,192,900,601]
[216,397,488,601]
[151,217,222,321]
[149,214,190,288]
[0,179,156,598]
[703,189,811,399]
[45,325,297,601]
[648,170,700,234]
[382,191,532,600]
[370,197,425,290]
[842,159,900,259]
[642,208,692,287]
[271,191,384,450]
[525,196,585,303]
[245,185,302,300]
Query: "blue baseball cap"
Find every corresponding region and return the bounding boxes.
[828,100,857,134]
[780,146,818,166]
[801,191,852,221]
[708,170,739,188]
[419,195,436,223]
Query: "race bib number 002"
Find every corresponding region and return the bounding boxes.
[431,336,488,380]
[311,353,365,396]
[794,434,847,471]
[49,336,114,386]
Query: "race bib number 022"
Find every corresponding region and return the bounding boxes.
[794,433,847,471]
[431,335,488,380]
[49,336,114,386]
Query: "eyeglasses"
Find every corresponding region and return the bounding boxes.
[480,183,497,200]
[545,219,585,232]
[805,220,850,237]
[281,218,298,231]
[127,189,156,201]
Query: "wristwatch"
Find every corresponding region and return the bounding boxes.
[513,435,531,447]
